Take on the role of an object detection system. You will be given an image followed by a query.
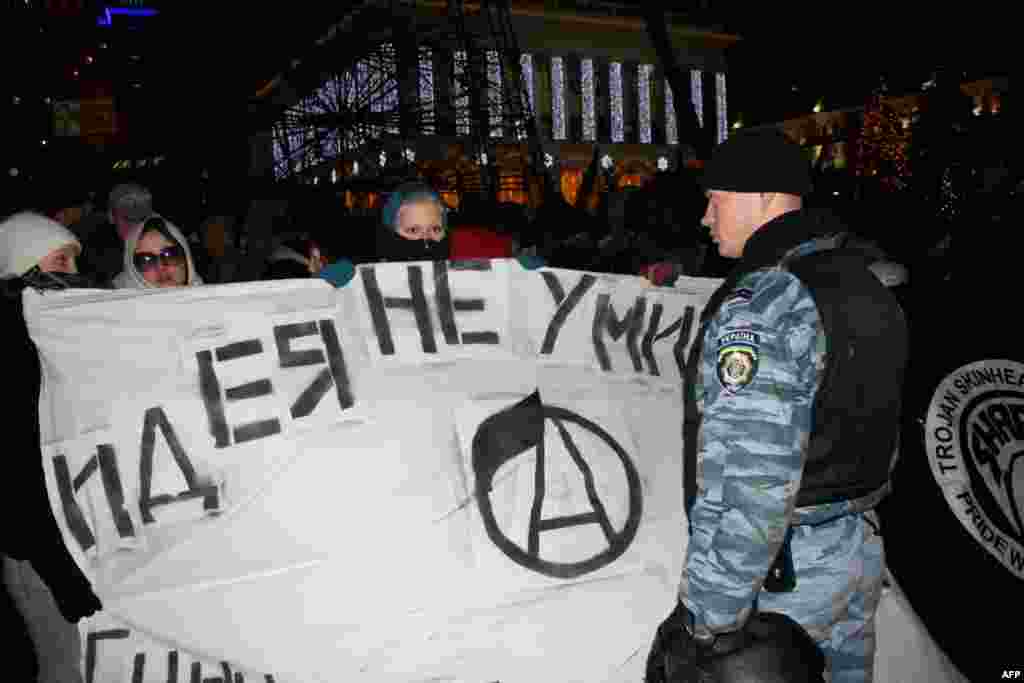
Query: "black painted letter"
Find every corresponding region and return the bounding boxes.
[197,339,281,448]
[274,320,354,419]
[362,265,436,354]
[434,261,500,345]
[641,304,696,377]
[139,407,220,524]
[52,445,135,552]
[592,294,647,372]
[540,272,597,354]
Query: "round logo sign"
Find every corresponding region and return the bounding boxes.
[925,359,1024,580]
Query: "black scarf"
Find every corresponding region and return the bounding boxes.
[374,225,450,263]
[12,267,103,292]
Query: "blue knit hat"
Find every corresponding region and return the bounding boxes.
[381,182,447,231]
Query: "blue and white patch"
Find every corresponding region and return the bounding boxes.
[716,331,760,394]
[724,288,754,308]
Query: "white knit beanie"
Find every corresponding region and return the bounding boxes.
[0,212,82,278]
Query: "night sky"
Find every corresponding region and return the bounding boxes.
[1,1,1012,164]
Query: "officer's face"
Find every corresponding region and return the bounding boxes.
[702,190,763,258]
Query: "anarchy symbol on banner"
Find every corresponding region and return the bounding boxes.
[471,391,643,579]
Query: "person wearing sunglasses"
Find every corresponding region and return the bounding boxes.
[113,214,203,289]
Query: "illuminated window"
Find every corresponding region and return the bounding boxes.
[454,50,470,136]
[638,64,653,144]
[610,62,623,142]
[487,50,504,138]
[716,72,728,143]
[419,47,435,134]
[691,69,703,128]
[665,79,678,145]
[581,58,596,141]
[552,56,566,141]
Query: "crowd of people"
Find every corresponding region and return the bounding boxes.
[2,127,1022,682]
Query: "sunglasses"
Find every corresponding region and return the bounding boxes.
[134,245,185,272]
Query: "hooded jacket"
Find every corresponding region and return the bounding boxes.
[0,212,81,279]
[112,214,203,289]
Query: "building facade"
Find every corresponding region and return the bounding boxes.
[250,1,738,207]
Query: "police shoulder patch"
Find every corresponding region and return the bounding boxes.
[716,330,760,394]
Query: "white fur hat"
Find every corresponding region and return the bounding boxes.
[0,212,82,278]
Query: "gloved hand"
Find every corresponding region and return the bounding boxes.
[645,602,825,683]
[47,567,102,623]
[645,602,717,683]
[318,259,356,288]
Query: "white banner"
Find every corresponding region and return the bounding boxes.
[25,260,958,682]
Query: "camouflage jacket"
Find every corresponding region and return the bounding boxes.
[680,223,885,636]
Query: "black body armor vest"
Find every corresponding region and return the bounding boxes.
[684,213,908,517]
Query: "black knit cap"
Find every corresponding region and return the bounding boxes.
[700,129,812,196]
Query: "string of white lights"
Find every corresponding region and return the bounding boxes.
[552,56,566,140]
[487,50,504,138]
[665,79,678,145]
[610,62,623,142]
[691,69,703,128]
[582,58,596,141]
[638,64,652,144]
[419,47,435,135]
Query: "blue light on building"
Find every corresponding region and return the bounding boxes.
[97,6,158,26]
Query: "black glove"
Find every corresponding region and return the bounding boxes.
[31,550,102,623]
[645,601,718,683]
[645,602,825,683]
[46,565,102,623]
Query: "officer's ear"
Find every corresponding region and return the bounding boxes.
[760,192,776,213]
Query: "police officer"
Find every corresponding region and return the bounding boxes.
[647,130,908,683]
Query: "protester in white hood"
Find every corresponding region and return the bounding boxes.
[113,214,203,289]
[0,212,86,290]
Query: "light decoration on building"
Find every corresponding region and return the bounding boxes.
[520,54,535,114]
[610,62,624,142]
[544,152,555,168]
[379,43,399,135]
[551,56,566,141]
[657,156,669,171]
[310,77,341,159]
[486,50,504,138]
[716,72,728,143]
[601,153,614,170]
[691,69,703,128]
[96,5,157,26]
[479,151,489,166]
[582,58,596,141]
[331,168,338,184]
[638,64,653,144]
[665,80,678,145]
[404,148,416,163]
[454,51,470,137]
[419,47,435,134]
[268,44,427,179]
[379,150,387,167]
